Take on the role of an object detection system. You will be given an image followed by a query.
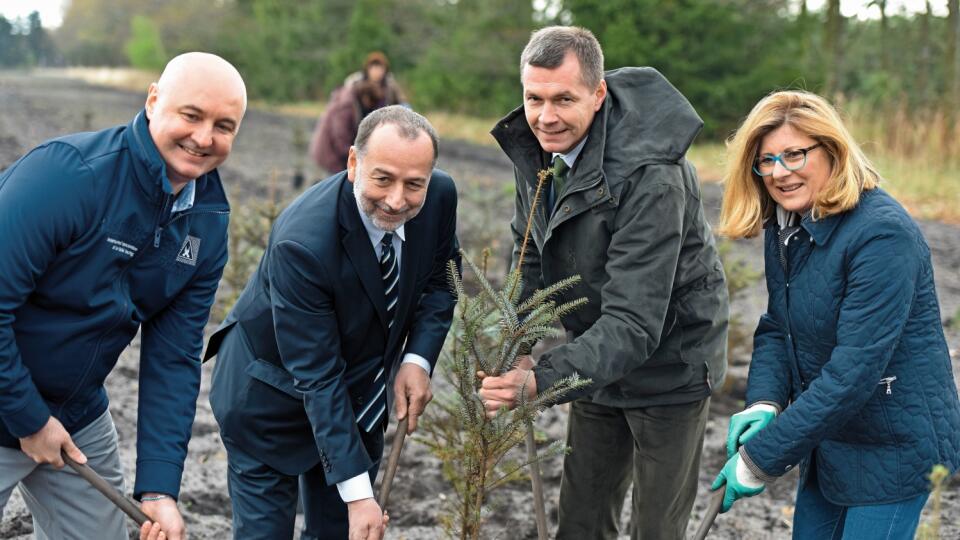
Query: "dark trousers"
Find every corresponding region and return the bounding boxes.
[557,398,709,540]
[224,433,382,540]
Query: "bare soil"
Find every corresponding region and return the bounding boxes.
[1,72,958,539]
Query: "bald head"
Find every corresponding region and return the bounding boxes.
[145,52,247,189]
[156,52,247,112]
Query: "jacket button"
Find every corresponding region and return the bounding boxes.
[563,206,570,213]
[785,464,793,471]
[597,188,604,195]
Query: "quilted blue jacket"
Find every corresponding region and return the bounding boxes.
[740,188,960,505]
[0,111,229,499]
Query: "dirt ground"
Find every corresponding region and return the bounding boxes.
[1,72,958,539]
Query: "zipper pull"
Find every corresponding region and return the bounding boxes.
[878,376,897,395]
[154,226,162,248]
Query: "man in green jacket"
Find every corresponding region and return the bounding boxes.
[479,26,728,539]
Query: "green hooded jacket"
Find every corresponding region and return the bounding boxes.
[491,67,729,407]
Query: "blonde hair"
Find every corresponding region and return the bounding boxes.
[717,90,880,238]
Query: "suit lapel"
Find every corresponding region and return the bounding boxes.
[339,181,389,332]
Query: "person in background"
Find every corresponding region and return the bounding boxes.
[310,81,384,174]
[310,51,407,173]
[479,26,729,539]
[0,52,246,540]
[343,51,407,108]
[713,89,960,539]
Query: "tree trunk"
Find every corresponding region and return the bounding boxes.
[948,0,960,110]
[917,1,932,106]
[878,0,889,73]
[824,0,845,97]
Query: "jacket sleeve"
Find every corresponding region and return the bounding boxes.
[268,239,371,485]
[741,219,921,482]
[314,87,357,173]
[744,313,791,411]
[745,235,792,409]
[534,164,688,397]
[134,226,228,499]
[0,144,96,438]
[403,183,459,369]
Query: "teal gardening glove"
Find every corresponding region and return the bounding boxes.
[711,453,765,513]
[726,403,777,458]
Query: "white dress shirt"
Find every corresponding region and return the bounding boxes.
[336,201,432,503]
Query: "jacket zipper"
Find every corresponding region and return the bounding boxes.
[59,192,173,410]
[878,376,897,395]
[153,194,172,247]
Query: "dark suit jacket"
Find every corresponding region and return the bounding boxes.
[206,171,458,483]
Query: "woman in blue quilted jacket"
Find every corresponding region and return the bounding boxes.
[712,90,960,539]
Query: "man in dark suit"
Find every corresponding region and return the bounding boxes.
[206,105,458,540]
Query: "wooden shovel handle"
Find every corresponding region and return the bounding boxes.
[692,484,726,540]
[377,416,409,511]
[61,450,151,526]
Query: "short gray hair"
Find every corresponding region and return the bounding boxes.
[520,26,604,90]
[354,105,439,169]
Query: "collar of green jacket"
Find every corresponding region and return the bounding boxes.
[491,67,703,192]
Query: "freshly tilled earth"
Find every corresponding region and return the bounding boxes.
[1,73,958,539]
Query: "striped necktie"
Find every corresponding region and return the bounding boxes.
[357,233,397,432]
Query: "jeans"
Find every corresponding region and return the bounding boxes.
[792,463,928,540]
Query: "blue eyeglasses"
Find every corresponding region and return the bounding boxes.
[753,143,822,177]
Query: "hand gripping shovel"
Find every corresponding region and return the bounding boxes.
[691,484,726,540]
[377,416,409,511]
[61,450,150,526]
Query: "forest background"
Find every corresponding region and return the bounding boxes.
[2,0,960,222]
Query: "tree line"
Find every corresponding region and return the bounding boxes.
[0,11,58,68]
[5,0,960,139]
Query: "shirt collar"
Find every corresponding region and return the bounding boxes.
[355,198,406,246]
[552,135,589,169]
[775,205,800,230]
[171,180,196,213]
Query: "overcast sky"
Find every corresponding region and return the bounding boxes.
[0,0,950,30]
[0,0,65,27]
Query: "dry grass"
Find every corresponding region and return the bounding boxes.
[33,66,159,93]
[423,111,500,148]
[846,100,960,223]
[687,143,727,183]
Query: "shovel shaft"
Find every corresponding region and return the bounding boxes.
[692,485,726,540]
[377,416,409,510]
[525,422,548,540]
[61,451,151,526]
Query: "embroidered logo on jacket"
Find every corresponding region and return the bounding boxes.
[107,237,137,258]
[176,235,201,266]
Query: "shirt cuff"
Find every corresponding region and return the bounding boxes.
[744,402,780,415]
[401,353,431,376]
[735,454,764,489]
[738,446,780,484]
[336,472,374,503]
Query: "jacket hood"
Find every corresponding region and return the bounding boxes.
[492,67,703,182]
